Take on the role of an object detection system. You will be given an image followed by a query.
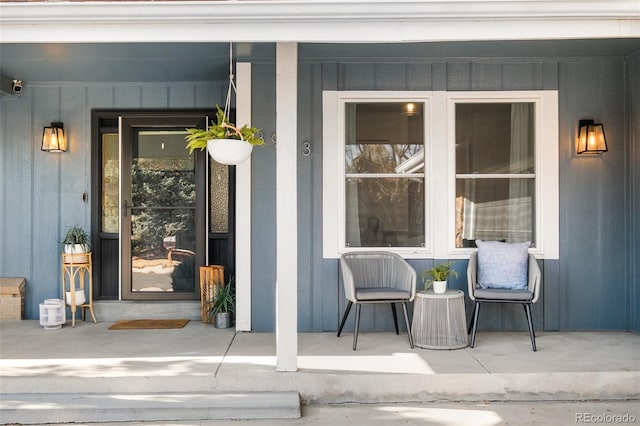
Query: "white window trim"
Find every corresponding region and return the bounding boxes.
[323,90,559,260]
[323,91,434,259]
[445,91,559,259]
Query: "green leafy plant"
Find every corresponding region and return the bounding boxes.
[62,225,90,246]
[421,261,458,290]
[206,277,235,322]
[185,106,264,153]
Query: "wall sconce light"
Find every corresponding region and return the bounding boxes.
[404,102,417,117]
[577,119,607,154]
[41,122,67,152]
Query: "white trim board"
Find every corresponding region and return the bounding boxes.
[1,1,638,43]
[275,42,298,372]
[235,62,252,332]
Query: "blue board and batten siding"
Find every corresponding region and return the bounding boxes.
[631,52,640,334]
[1,52,639,334]
[255,54,635,333]
[0,82,227,320]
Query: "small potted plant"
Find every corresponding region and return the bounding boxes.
[185,106,264,165]
[421,261,458,294]
[206,277,235,329]
[63,225,90,255]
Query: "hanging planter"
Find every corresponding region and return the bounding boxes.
[185,44,264,165]
[186,107,264,165]
[207,138,254,165]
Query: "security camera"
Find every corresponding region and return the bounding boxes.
[12,80,22,96]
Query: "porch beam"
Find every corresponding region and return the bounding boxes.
[275,42,298,372]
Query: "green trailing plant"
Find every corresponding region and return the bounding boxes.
[421,261,458,290]
[185,106,264,153]
[206,277,236,322]
[62,225,90,247]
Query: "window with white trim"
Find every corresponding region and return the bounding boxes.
[323,91,559,259]
[344,101,426,249]
[454,102,535,248]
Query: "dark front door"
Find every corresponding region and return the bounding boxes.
[120,114,207,300]
[92,110,236,302]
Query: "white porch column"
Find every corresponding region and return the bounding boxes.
[235,62,252,332]
[276,42,298,371]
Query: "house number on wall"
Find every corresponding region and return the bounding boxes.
[257,133,311,156]
[302,141,312,156]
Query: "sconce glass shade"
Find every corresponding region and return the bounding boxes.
[404,102,417,116]
[42,122,66,152]
[577,119,607,154]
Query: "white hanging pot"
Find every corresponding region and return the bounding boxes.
[207,138,253,165]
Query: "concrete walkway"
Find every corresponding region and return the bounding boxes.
[72,401,640,426]
[1,320,639,424]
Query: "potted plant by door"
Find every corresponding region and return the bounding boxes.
[185,106,264,165]
[63,225,90,255]
[421,261,459,294]
[206,277,235,329]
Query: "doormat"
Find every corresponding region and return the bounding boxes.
[108,319,190,330]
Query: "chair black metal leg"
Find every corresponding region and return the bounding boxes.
[470,301,481,348]
[337,301,352,337]
[391,303,399,335]
[401,302,414,349]
[468,302,477,335]
[523,303,536,352]
[353,303,361,350]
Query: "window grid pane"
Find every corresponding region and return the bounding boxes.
[346,177,425,248]
[455,102,535,248]
[345,101,426,249]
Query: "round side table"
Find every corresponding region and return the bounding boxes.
[411,289,468,350]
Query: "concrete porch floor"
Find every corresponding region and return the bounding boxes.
[1,320,639,423]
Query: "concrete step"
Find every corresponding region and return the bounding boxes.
[92,300,202,321]
[0,391,301,424]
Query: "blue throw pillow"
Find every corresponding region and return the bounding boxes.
[476,240,530,290]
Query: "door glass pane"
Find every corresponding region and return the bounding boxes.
[455,178,535,247]
[456,103,534,174]
[346,177,425,248]
[130,130,196,293]
[101,133,119,233]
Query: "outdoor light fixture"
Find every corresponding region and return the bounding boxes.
[404,102,417,116]
[41,122,67,152]
[577,119,607,154]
